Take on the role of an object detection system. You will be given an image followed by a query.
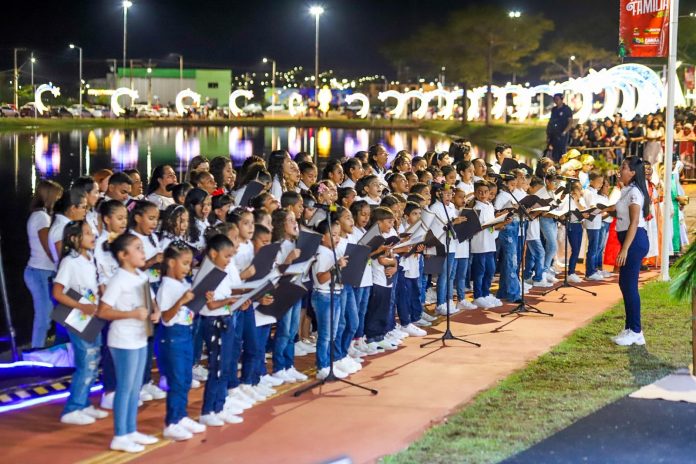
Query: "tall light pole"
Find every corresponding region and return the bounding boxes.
[122,1,133,87]
[30,54,36,117]
[309,5,324,106]
[170,53,184,91]
[263,57,277,117]
[13,47,26,111]
[509,10,521,84]
[568,55,576,79]
[69,44,83,118]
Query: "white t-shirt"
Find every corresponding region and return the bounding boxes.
[146,192,175,211]
[130,230,162,283]
[526,217,541,241]
[271,177,283,200]
[48,214,71,264]
[616,185,647,232]
[85,210,100,237]
[190,218,209,252]
[494,190,515,211]
[362,196,381,206]
[234,241,254,270]
[470,201,496,253]
[102,268,151,349]
[54,253,98,305]
[371,229,397,288]
[457,181,474,196]
[341,178,356,189]
[597,193,613,223]
[94,231,120,286]
[27,210,55,271]
[312,245,340,293]
[350,227,373,288]
[157,277,194,326]
[582,187,602,230]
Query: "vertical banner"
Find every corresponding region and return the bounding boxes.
[619,0,670,58]
[685,66,695,91]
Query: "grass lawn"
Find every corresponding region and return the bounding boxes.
[385,280,691,464]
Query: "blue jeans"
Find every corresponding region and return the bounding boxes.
[63,331,102,415]
[365,285,391,342]
[455,257,470,301]
[567,223,583,275]
[334,288,349,358]
[254,325,271,380]
[597,222,610,270]
[353,286,371,339]
[191,316,204,365]
[162,324,193,426]
[227,310,245,390]
[387,270,399,333]
[240,309,261,385]
[312,291,341,369]
[524,239,545,282]
[496,222,521,301]
[201,315,235,415]
[585,228,601,277]
[336,287,359,359]
[23,266,55,348]
[110,346,147,436]
[100,323,116,392]
[436,253,456,306]
[273,300,302,372]
[396,274,421,325]
[618,228,649,332]
[540,218,558,274]
[471,252,495,299]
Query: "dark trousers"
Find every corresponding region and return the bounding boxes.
[162,324,193,425]
[567,223,583,275]
[618,228,649,333]
[365,285,392,342]
[549,132,569,163]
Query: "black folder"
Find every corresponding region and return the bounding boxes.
[341,243,371,287]
[189,266,228,313]
[295,230,323,263]
[359,223,386,252]
[249,242,282,280]
[51,289,106,343]
[500,157,520,174]
[256,276,307,320]
[453,209,482,242]
[423,255,446,275]
[238,180,265,207]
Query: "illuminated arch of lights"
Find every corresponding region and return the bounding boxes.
[345,93,370,118]
[287,92,305,117]
[229,89,253,117]
[34,83,61,115]
[110,87,139,117]
[175,88,201,116]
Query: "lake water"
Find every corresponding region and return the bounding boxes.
[0,124,506,346]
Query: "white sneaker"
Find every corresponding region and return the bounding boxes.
[586,273,605,281]
[567,273,582,283]
[377,339,398,351]
[393,326,409,338]
[222,397,244,415]
[473,297,493,308]
[255,383,275,397]
[611,329,631,342]
[286,367,308,381]
[425,287,437,304]
[294,344,309,356]
[523,282,533,293]
[403,323,427,337]
[457,299,478,311]
[421,312,437,322]
[336,358,358,374]
[163,423,193,441]
[142,382,166,400]
[218,409,244,424]
[272,369,296,384]
[484,295,502,307]
[601,270,613,278]
[199,413,225,427]
[158,376,169,392]
[362,341,381,355]
[60,410,95,425]
[414,318,432,327]
[299,340,317,353]
[191,379,201,389]
[331,365,350,379]
[179,416,206,434]
[239,384,264,402]
[544,272,559,283]
[110,435,144,453]
[532,280,553,288]
[192,364,208,381]
[100,391,114,410]
[614,330,646,346]
[227,388,254,408]
[139,389,153,402]
[436,303,459,316]
[260,374,283,387]
[316,367,331,380]
[128,431,159,445]
[81,405,108,419]
[385,332,403,345]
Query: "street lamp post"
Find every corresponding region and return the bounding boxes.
[69,44,83,118]
[30,54,36,118]
[170,53,184,91]
[263,57,277,117]
[122,1,133,87]
[509,10,521,84]
[568,55,576,79]
[310,5,324,108]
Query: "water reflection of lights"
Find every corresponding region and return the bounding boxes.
[110,130,139,171]
[316,127,331,158]
[228,127,253,166]
[34,135,61,176]
[287,127,302,155]
[175,129,201,164]
[343,129,369,157]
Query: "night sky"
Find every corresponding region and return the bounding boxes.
[1,0,621,85]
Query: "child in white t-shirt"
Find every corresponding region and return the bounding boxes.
[53,220,107,426]
[523,177,551,287]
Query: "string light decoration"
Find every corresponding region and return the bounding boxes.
[110,87,139,116]
[175,88,202,116]
[345,92,370,118]
[34,83,61,115]
[229,89,254,117]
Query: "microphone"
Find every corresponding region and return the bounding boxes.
[314,203,338,212]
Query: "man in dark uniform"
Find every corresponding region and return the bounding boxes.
[546,93,574,163]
